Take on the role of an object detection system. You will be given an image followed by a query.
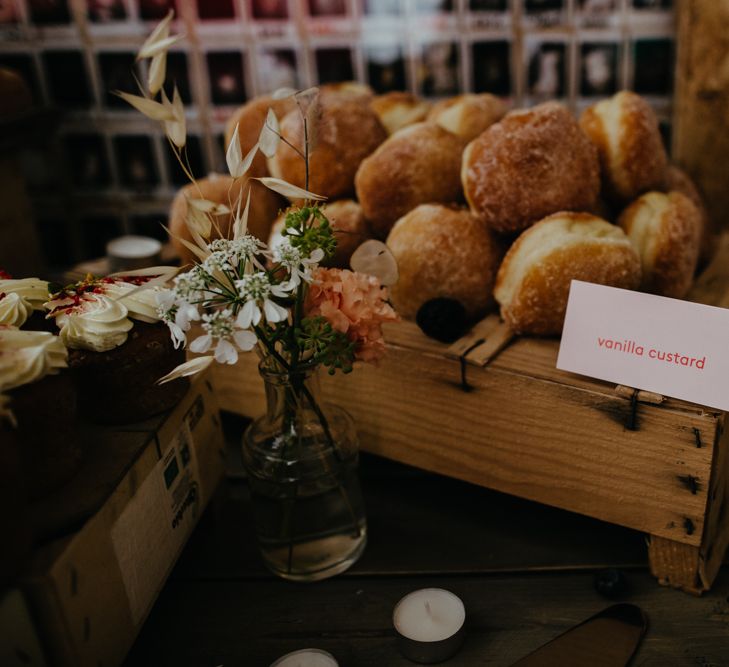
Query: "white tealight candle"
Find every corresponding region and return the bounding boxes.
[393,588,466,664]
[270,648,339,667]
[106,235,162,272]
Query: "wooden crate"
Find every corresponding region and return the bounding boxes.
[207,234,729,596]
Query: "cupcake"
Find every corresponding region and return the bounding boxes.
[46,274,188,424]
[0,271,51,329]
[0,326,81,499]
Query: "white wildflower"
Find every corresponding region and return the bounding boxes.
[234,272,290,328]
[201,250,232,274]
[208,236,267,266]
[273,237,324,289]
[176,301,200,330]
[173,268,206,300]
[156,289,199,349]
[189,308,256,365]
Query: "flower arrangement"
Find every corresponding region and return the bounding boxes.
[70,10,401,580]
[155,225,398,376]
[116,10,399,387]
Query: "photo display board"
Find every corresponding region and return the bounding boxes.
[0,0,675,267]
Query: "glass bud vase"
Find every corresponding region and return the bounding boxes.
[242,359,367,581]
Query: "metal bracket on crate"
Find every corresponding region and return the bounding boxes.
[614,385,666,431]
[446,315,515,391]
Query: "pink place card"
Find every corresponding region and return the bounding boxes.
[557,281,729,411]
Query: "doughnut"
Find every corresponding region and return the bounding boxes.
[663,165,714,271]
[386,204,503,320]
[268,96,387,200]
[169,174,282,265]
[579,90,668,204]
[269,200,371,269]
[319,81,374,104]
[618,191,701,299]
[355,122,467,239]
[370,92,431,135]
[462,102,600,235]
[427,93,507,142]
[224,95,296,178]
[494,212,642,335]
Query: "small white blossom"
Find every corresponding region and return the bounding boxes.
[189,308,256,364]
[208,236,266,266]
[173,269,206,300]
[201,250,232,274]
[234,272,290,328]
[176,301,200,330]
[156,289,200,349]
[273,237,324,289]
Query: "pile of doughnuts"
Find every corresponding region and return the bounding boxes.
[167,84,712,338]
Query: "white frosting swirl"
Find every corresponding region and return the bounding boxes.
[0,292,33,327]
[54,294,133,352]
[0,277,49,327]
[0,327,68,392]
[104,282,161,324]
[46,276,163,352]
[0,278,50,309]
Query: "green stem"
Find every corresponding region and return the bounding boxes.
[205,272,239,301]
[256,327,361,545]
[255,325,338,454]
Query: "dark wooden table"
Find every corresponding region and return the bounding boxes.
[123,415,729,667]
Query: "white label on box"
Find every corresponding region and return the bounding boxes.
[557,280,729,411]
[110,410,202,626]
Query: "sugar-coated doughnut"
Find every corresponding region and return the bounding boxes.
[386,204,503,319]
[618,191,701,299]
[269,200,370,269]
[462,102,600,235]
[579,90,668,204]
[355,122,467,239]
[169,174,282,265]
[224,96,295,178]
[268,96,387,200]
[319,81,374,104]
[494,212,641,335]
[663,165,714,271]
[427,93,507,142]
[370,92,431,135]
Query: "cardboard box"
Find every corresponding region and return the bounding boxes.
[3,373,225,667]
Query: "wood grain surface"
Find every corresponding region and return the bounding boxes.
[123,446,729,667]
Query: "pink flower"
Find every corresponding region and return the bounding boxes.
[305,268,399,363]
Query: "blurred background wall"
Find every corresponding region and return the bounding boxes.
[0,0,675,272]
